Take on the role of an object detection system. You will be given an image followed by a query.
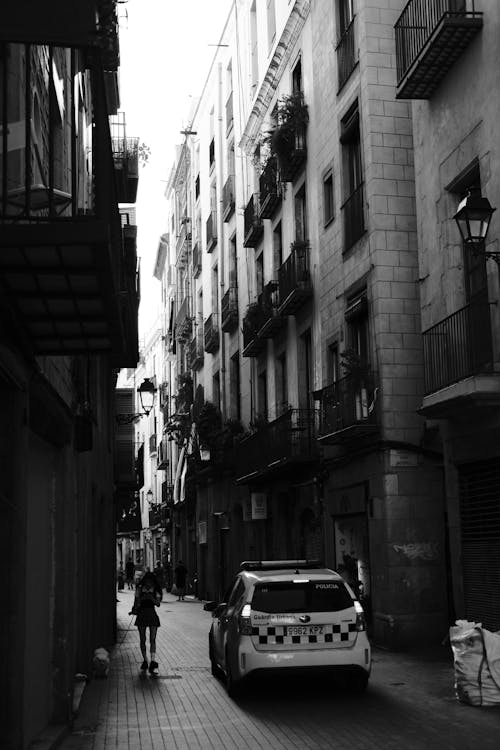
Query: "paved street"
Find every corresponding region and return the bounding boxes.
[57,590,499,750]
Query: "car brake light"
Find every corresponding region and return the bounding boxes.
[355,612,366,632]
[238,604,253,635]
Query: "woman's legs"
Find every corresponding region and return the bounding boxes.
[138,626,148,667]
[149,626,158,666]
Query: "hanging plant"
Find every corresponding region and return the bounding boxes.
[271,92,308,160]
[340,348,368,385]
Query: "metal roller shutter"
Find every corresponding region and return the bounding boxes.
[459,459,500,631]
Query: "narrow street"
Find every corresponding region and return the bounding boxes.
[57,590,499,750]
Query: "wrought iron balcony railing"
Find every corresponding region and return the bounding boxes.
[192,241,202,278]
[243,193,264,247]
[235,408,319,481]
[206,210,217,252]
[341,182,365,251]
[422,301,494,395]
[222,175,235,222]
[175,295,192,340]
[242,303,267,357]
[395,0,483,99]
[257,281,286,338]
[187,328,204,371]
[204,313,220,354]
[278,241,313,315]
[336,16,357,91]
[259,156,282,219]
[317,370,378,443]
[221,286,238,332]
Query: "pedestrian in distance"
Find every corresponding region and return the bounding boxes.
[154,560,165,592]
[125,557,135,590]
[129,570,162,676]
[117,562,125,591]
[174,559,188,601]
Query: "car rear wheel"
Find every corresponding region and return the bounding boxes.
[225,648,242,699]
[209,634,222,679]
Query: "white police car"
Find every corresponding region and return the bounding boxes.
[204,560,371,697]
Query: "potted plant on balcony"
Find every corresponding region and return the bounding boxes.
[244,301,261,334]
[271,93,309,178]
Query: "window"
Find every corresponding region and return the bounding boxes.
[257,370,268,420]
[230,352,241,421]
[256,252,264,296]
[294,184,307,242]
[345,291,369,365]
[213,371,221,411]
[273,222,283,276]
[251,580,353,613]
[195,174,200,200]
[276,352,288,413]
[340,101,364,249]
[229,233,238,287]
[299,329,313,409]
[323,169,334,226]
[328,343,339,383]
[209,137,215,170]
[292,57,303,95]
[338,0,354,36]
[227,140,235,178]
[267,0,276,51]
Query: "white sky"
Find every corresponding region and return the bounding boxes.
[118,0,233,337]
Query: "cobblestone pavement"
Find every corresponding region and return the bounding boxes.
[57,590,500,750]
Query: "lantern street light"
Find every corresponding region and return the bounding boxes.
[453,188,498,263]
[115,377,157,425]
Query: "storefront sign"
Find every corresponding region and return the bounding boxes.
[389,449,419,468]
[251,492,267,520]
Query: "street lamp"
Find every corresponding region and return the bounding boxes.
[115,377,157,425]
[453,188,498,262]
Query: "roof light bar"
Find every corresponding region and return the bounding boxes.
[239,559,323,571]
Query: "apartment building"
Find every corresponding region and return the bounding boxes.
[394,0,500,632]
[0,2,140,746]
[154,0,454,648]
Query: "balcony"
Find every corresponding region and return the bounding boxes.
[243,194,264,247]
[317,370,379,444]
[204,313,220,354]
[395,0,483,100]
[336,17,357,91]
[341,182,365,251]
[176,219,191,267]
[0,42,139,366]
[161,481,174,505]
[421,300,500,416]
[258,281,286,338]
[149,434,157,455]
[148,503,164,528]
[226,92,234,134]
[273,94,308,183]
[259,156,283,219]
[222,175,235,222]
[111,112,139,204]
[242,303,267,357]
[192,241,202,278]
[235,409,319,484]
[221,286,238,333]
[278,241,313,315]
[187,328,204,371]
[206,211,217,252]
[157,438,169,470]
[175,295,192,341]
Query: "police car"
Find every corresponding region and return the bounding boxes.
[204,560,371,697]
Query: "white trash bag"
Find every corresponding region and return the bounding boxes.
[449,620,500,706]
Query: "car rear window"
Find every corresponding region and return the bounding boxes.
[251,580,353,613]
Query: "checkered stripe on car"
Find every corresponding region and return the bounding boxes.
[251,622,357,645]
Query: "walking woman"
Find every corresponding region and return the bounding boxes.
[130,570,162,675]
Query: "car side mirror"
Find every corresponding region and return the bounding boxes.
[203,600,219,612]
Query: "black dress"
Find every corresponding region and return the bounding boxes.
[134,584,161,627]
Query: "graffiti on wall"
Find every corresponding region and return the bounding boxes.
[392,541,439,560]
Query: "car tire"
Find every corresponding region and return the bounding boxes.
[347,671,369,693]
[209,634,222,680]
[225,648,242,699]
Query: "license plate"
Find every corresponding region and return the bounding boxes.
[286,625,324,636]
